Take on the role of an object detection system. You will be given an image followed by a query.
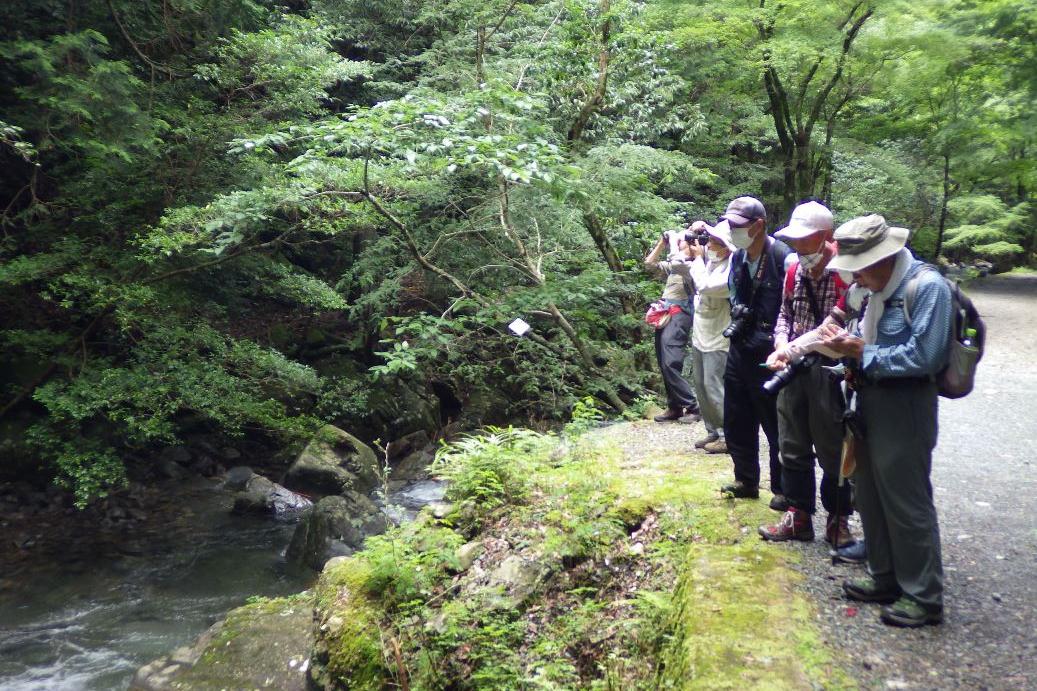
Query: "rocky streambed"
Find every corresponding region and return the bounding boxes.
[0,425,444,691]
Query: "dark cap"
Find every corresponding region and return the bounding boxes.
[721,196,767,225]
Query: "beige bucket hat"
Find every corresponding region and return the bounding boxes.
[827,214,910,273]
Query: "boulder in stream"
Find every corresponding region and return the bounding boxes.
[231,473,312,517]
[286,493,387,571]
[283,425,379,497]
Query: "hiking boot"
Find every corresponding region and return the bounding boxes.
[695,432,719,449]
[678,406,702,424]
[880,597,943,628]
[825,513,854,547]
[833,540,867,565]
[703,438,728,454]
[758,508,814,542]
[842,576,900,604]
[720,481,759,499]
[769,494,790,512]
[653,408,681,422]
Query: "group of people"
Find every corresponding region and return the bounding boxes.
[644,196,952,628]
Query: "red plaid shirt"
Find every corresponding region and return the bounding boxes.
[774,246,848,343]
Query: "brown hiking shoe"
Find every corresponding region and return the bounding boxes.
[758,508,814,542]
[653,408,681,422]
[703,438,728,454]
[825,514,854,547]
[695,432,719,449]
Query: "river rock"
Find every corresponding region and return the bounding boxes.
[223,466,255,491]
[231,474,312,517]
[131,595,313,691]
[283,425,379,497]
[286,493,387,571]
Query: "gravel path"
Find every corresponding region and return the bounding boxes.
[781,273,1037,690]
[600,273,1037,689]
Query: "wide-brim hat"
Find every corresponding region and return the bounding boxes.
[706,220,738,251]
[827,214,910,273]
[775,201,834,241]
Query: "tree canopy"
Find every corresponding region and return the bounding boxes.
[1,0,1032,503]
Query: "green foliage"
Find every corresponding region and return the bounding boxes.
[433,427,553,523]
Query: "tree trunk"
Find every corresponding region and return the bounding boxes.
[935,152,950,261]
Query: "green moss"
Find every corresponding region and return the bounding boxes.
[311,557,387,690]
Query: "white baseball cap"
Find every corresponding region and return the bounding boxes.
[775,201,834,241]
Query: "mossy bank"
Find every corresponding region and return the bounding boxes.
[144,421,855,690]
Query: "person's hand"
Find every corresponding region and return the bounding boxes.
[766,346,791,371]
[820,325,864,359]
[688,242,704,259]
[690,220,712,234]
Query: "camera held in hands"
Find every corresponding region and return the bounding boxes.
[762,353,821,396]
[722,303,753,341]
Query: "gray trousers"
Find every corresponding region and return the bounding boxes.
[690,346,726,436]
[776,364,848,514]
[654,309,697,410]
[856,382,943,609]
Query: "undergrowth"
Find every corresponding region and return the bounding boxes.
[311,422,853,690]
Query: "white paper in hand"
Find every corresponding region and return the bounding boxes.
[508,318,531,337]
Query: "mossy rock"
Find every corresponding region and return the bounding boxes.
[131,595,313,690]
[610,496,654,531]
[309,557,387,690]
[284,425,379,497]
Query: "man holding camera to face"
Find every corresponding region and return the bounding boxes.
[758,201,855,547]
[715,197,792,505]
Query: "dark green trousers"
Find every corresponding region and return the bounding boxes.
[856,382,943,609]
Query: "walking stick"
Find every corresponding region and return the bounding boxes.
[827,368,859,564]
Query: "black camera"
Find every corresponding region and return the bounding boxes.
[722,303,753,340]
[690,228,710,246]
[762,353,821,396]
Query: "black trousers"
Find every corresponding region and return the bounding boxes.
[723,342,782,494]
[653,309,697,410]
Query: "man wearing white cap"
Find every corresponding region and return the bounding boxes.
[759,201,855,548]
[819,214,952,628]
[684,220,737,452]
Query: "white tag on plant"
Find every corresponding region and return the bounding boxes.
[508,318,531,337]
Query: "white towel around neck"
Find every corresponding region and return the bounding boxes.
[860,248,913,345]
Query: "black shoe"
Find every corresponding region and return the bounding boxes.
[768,494,790,512]
[842,576,900,604]
[880,597,943,627]
[654,408,681,422]
[720,481,759,499]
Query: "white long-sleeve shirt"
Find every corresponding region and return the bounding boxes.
[687,255,732,352]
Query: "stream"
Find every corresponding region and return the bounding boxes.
[0,476,445,690]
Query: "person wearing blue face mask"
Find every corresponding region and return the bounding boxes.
[716,196,793,506]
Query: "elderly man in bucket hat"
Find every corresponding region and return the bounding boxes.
[818,214,952,628]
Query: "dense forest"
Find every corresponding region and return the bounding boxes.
[1,0,1033,505]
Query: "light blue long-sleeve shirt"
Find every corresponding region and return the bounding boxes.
[860,260,952,380]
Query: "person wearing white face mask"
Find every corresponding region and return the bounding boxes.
[684,221,737,453]
[759,201,855,548]
[715,196,793,504]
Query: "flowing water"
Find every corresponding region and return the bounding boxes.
[0,479,311,690]
[0,474,446,690]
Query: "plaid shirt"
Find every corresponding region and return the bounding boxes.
[774,254,846,343]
